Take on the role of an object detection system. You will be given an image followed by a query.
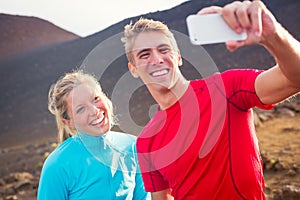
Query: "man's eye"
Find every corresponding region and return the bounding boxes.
[139,53,149,59]
[160,48,170,54]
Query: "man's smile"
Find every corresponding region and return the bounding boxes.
[150,69,169,77]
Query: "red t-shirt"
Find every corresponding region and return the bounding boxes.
[136,69,274,200]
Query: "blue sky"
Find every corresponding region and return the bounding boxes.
[0,0,189,37]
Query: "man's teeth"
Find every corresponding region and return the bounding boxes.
[151,69,168,77]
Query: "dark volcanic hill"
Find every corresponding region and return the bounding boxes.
[0,0,299,148]
[0,14,80,58]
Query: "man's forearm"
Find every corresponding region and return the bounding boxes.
[262,24,300,88]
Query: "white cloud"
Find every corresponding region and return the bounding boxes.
[0,0,189,36]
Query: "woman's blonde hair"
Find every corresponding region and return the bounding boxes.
[121,18,180,65]
[48,70,115,143]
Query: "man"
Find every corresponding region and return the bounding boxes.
[121,1,300,199]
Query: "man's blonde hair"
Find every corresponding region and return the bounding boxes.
[121,18,180,65]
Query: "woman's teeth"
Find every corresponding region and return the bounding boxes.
[91,113,105,126]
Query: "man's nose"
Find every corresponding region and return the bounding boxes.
[150,51,164,65]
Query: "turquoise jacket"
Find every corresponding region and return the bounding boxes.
[37,131,150,200]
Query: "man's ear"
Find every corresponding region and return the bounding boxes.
[177,50,183,66]
[128,62,139,78]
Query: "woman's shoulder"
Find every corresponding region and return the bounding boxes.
[105,131,137,152]
[44,137,84,164]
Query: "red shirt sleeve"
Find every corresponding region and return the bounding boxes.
[136,138,170,192]
[219,69,274,110]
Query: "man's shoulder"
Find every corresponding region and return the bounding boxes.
[191,69,263,86]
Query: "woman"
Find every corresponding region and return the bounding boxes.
[37,70,150,200]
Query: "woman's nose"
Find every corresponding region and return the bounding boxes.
[89,104,99,116]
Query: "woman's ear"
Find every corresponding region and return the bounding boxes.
[62,118,75,130]
[128,62,139,78]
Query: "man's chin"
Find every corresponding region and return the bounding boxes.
[146,82,171,91]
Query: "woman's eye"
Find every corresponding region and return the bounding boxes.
[94,96,101,102]
[76,107,84,114]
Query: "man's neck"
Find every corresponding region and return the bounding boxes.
[148,76,190,110]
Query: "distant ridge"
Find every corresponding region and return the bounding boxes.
[0,14,80,58]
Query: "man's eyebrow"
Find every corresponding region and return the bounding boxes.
[136,48,151,57]
[158,44,170,48]
[134,44,171,57]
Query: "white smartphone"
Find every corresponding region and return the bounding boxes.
[186,13,247,45]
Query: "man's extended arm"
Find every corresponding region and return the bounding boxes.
[198,1,300,104]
